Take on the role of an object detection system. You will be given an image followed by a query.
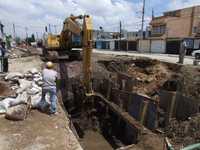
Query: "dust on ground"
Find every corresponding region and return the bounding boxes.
[9,56,43,73]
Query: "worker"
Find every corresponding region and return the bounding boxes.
[2,41,8,72]
[178,39,187,64]
[41,61,58,115]
[0,39,8,72]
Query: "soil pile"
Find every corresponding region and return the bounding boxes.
[165,115,200,149]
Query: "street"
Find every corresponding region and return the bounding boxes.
[93,49,194,65]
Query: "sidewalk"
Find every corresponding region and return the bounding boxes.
[93,49,194,65]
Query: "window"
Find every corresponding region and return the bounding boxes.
[152,25,166,35]
[193,26,199,33]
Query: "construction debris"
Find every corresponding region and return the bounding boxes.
[165,115,200,149]
[0,68,46,120]
[99,58,174,98]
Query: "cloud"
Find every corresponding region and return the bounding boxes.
[0,0,199,38]
[0,0,144,38]
[168,0,200,10]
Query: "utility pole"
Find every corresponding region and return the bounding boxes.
[0,21,4,39]
[119,21,122,50]
[13,23,16,41]
[141,0,146,39]
[48,24,51,33]
[53,25,57,34]
[36,32,39,40]
[152,8,154,19]
[25,27,28,45]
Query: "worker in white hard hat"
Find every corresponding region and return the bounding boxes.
[41,61,58,115]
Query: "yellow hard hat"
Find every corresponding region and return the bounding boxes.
[46,61,54,68]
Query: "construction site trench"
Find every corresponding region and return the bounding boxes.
[56,53,200,150]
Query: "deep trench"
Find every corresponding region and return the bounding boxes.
[58,62,138,150]
[57,58,200,150]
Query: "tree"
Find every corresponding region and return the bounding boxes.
[5,35,12,48]
[15,37,21,45]
[31,34,35,42]
[26,34,36,45]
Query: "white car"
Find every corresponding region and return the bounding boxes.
[192,50,200,59]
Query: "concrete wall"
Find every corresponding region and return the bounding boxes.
[166,17,191,38]
[151,6,200,38]
[165,7,193,38]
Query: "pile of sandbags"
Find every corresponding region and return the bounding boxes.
[0,68,50,121]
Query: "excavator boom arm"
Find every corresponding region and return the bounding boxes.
[82,15,93,93]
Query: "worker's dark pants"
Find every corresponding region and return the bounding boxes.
[178,46,186,64]
[3,58,8,72]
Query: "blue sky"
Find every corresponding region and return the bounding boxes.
[0,0,200,38]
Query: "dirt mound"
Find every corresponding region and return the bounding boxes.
[165,115,200,149]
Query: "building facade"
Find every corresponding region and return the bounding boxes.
[150,6,200,38]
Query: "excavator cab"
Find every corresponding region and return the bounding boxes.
[43,14,92,61]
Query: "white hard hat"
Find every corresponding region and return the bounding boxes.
[46,61,54,68]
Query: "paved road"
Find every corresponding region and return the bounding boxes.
[93,49,195,65]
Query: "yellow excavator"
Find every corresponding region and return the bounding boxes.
[44,14,93,92]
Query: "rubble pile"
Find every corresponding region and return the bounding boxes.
[180,67,200,100]
[0,68,49,120]
[165,115,200,148]
[8,47,30,59]
[127,59,171,96]
[99,58,172,97]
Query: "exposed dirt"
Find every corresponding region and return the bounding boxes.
[90,53,200,149]
[93,53,200,101]
[0,81,15,97]
[97,57,177,99]
[165,115,200,150]
[179,66,200,100]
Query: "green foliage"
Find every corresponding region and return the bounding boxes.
[26,34,36,44]
[15,37,21,44]
[5,35,12,48]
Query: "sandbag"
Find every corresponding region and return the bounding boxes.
[5,104,27,121]
[0,92,28,110]
[29,68,39,74]
[0,98,17,109]
[16,79,32,94]
[16,91,28,104]
[0,105,6,114]
[27,82,42,95]
[30,93,42,108]
[5,72,23,80]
